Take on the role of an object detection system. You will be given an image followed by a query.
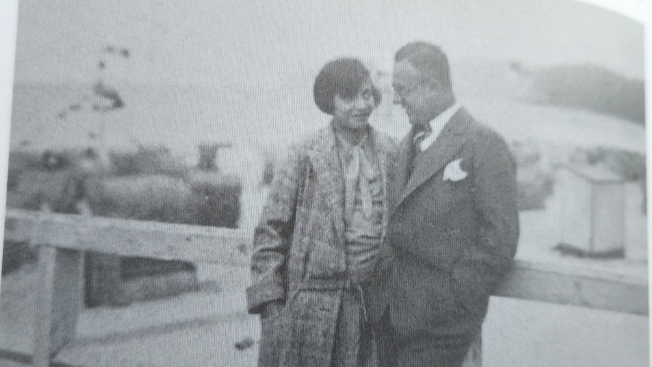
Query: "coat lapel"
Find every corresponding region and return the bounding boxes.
[307,126,345,247]
[398,108,472,206]
[369,129,393,240]
[389,135,412,213]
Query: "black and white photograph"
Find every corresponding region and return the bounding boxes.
[0,0,648,366]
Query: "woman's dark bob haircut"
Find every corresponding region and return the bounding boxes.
[313,58,381,115]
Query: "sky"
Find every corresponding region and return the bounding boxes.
[11,0,645,87]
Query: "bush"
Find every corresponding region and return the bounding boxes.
[579,147,646,182]
[517,171,554,211]
[510,139,555,211]
[109,146,188,178]
[4,148,243,281]
[93,175,196,224]
[91,173,242,228]
[7,169,74,211]
[188,172,241,228]
[511,139,541,167]
[2,241,37,276]
[7,151,42,191]
[6,149,82,191]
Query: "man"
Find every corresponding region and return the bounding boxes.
[377,42,520,367]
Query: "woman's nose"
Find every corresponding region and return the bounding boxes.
[356,96,373,109]
[393,93,402,105]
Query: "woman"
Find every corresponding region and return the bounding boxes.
[247,58,397,367]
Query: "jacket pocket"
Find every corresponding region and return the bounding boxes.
[287,290,341,367]
[304,239,345,279]
[425,273,466,327]
[390,263,466,335]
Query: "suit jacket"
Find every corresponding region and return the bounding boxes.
[247,123,397,367]
[379,107,519,339]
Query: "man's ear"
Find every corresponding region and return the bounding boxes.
[422,78,442,93]
[429,79,443,92]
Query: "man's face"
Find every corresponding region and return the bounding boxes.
[392,60,438,126]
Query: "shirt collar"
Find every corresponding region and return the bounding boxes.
[418,102,462,151]
[334,125,371,157]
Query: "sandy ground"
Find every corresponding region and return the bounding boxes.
[0,177,649,367]
[0,262,260,367]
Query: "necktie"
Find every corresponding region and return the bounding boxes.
[409,126,431,177]
[412,125,432,152]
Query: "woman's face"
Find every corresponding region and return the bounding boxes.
[332,78,375,131]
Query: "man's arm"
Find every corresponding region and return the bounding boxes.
[452,130,520,307]
[246,146,305,314]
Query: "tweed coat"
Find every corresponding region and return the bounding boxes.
[247,123,397,367]
[374,108,519,340]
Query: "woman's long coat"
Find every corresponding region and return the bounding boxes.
[247,124,397,367]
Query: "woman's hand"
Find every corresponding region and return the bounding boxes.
[261,300,284,320]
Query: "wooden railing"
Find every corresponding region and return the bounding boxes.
[1,207,649,367]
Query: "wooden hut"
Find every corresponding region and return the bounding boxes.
[557,164,624,257]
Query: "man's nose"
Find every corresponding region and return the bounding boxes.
[393,93,402,105]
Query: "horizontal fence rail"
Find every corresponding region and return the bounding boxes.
[4,208,252,266]
[4,208,648,315]
[1,207,649,367]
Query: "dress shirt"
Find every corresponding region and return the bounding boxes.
[335,129,384,283]
[416,102,462,152]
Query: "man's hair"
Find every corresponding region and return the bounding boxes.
[394,41,452,91]
[313,58,381,115]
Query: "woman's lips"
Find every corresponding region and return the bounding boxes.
[351,112,371,119]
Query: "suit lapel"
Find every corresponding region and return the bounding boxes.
[307,125,345,247]
[398,108,472,206]
[391,135,412,210]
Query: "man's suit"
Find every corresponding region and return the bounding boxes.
[379,107,519,367]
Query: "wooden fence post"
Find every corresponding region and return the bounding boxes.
[32,204,83,367]
[79,200,127,308]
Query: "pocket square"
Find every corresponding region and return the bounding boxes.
[443,159,468,181]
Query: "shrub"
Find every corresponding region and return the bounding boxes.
[1,241,37,276]
[93,175,196,224]
[6,150,82,191]
[510,139,555,211]
[90,172,242,228]
[4,148,244,281]
[188,172,241,228]
[517,171,554,211]
[109,146,188,178]
[582,147,646,182]
[7,169,74,211]
[7,151,42,191]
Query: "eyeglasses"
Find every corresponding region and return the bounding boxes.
[393,79,438,100]
[392,80,425,100]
